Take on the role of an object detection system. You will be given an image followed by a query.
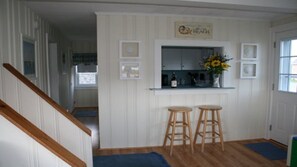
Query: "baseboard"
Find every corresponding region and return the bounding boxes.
[97,138,269,151]
[224,138,265,143]
[269,139,288,149]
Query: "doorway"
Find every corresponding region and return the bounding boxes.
[45,32,60,104]
[71,52,99,149]
[270,28,297,145]
[46,35,100,148]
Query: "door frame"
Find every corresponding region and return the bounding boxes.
[46,35,61,105]
[45,33,51,96]
[267,21,297,141]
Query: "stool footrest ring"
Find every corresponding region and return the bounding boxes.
[198,131,220,136]
[170,122,189,127]
[201,120,219,125]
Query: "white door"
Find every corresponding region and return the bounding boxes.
[270,29,297,145]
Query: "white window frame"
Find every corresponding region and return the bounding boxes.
[74,65,98,88]
[278,39,297,93]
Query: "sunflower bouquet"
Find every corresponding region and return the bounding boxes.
[203,54,232,74]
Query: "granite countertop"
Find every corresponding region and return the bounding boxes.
[150,85,235,90]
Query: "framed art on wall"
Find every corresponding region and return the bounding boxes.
[241,43,258,60]
[21,34,37,78]
[240,62,257,78]
[120,62,141,79]
[119,40,141,59]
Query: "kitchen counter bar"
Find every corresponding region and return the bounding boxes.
[150,86,235,90]
[149,86,235,95]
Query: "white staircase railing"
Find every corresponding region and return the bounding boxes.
[0,100,86,167]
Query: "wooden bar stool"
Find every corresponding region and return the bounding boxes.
[163,106,194,156]
[193,105,224,152]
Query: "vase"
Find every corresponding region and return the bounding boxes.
[212,74,220,88]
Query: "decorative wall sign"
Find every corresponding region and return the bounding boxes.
[120,62,141,79]
[175,22,213,39]
[119,40,140,59]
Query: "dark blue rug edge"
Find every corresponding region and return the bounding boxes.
[74,110,98,117]
[245,142,287,160]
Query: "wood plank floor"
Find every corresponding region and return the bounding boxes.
[72,108,100,149]
[94,139,287,167]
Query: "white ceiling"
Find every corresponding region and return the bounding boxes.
[24,0,297,41]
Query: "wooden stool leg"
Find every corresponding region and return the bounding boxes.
[170,112,177,156]
[194,109,204,144]
[186,112,194,153]
[212,110,215,144]
[201,110,208,152]
[163,112,173,147]
[216,110,224,151]
[182,112,186,147]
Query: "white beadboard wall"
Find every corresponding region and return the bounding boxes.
[97,13,270,148]
[72,40,97,53]
[0,0,72,110]
[74,88,98,107]
[0,116,71,167]
[0,1,92,166]
[0,0,4,100]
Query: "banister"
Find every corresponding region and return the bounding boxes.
[2,63,91,136]
[0,99,86,167]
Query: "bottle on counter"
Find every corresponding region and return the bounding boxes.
[171,72,177,88]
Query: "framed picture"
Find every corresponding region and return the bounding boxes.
[241,43,258,60]
[119,40,141,59]
[21,34,37,78]
[120,62,141,80]
[240,62,257,78]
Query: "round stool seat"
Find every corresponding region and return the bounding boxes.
[168,106,192,112]
[198,105,222,110]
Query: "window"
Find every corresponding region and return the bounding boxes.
[75,64,97,88]
[278,39,297,93]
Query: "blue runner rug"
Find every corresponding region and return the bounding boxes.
[93,152,170,167]
[74,110,98,117]
[245,142,287,160]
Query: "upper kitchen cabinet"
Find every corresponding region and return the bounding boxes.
[181,48,202,70]
[162,47,182,70]
[162,47,214,71]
